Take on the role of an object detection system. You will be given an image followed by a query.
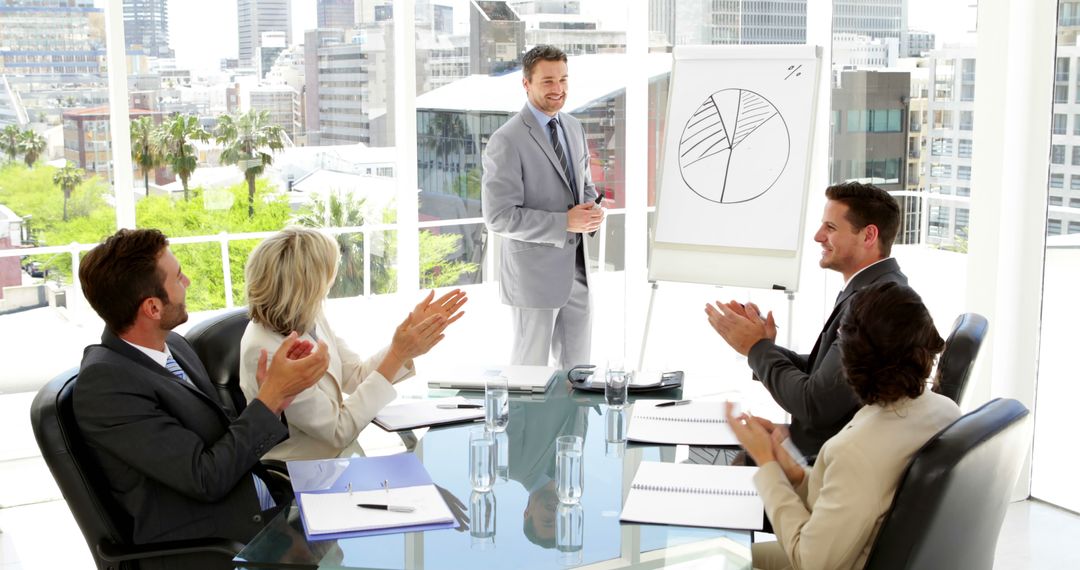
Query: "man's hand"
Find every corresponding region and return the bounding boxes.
[704,300,777,356]
[566,203,604,234]
[255,332,330,415]
[725,401,775,466]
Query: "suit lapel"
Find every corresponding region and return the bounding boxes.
[520,106,576,203]
[807,258,903,367]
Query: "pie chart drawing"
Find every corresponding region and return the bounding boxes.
[679,88,790,204]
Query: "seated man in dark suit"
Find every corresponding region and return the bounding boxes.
[73,228,329,568]
[705,182,907,457]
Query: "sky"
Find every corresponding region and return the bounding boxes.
[95,0,980,74]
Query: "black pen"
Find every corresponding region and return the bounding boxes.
[656,400,691,408]
[436,403,483,409]
[356,503,416,513]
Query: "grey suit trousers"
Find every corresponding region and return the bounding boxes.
[510,244,591,370]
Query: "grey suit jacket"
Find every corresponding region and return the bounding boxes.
[747,258,908,456]
[74,329,288,556]
[482,105,599,309]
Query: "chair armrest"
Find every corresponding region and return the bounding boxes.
[260,459,289,478]
[97,537,245,562]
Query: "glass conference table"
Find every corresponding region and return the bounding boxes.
[234,375,753,569]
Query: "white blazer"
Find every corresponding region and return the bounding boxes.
[239,312,410,461]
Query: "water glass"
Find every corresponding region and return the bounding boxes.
[556,435,584,504]
[469,428,495,492]
[605,359,630,409]
[484,375,510,432]
[605,406,627,457]
[469,490,496,547]
[494,430,510,482]
[556,503,584,565]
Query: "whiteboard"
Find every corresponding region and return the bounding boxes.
[650,45,822,292]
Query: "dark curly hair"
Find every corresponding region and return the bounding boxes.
[839,282,944,406]
[79,228,169,334]
[522,44,567,80]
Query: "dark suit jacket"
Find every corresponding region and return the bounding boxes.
[747,258,908,456]
[74,328,289,566]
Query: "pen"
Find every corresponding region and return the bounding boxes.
[656,400,692,408]
[356,503,416,513]
[436,403,483,409]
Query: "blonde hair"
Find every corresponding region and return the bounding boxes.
[245,227,340,336]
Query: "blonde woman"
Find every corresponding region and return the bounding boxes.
[239,227,467,461]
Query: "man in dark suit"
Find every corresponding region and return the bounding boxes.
[73,228,329,569]
[706,182,906,456]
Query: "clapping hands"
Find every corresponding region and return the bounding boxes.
[724,402,806,487]
[378,289,468,381]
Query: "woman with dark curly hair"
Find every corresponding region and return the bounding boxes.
[726,281,962,570]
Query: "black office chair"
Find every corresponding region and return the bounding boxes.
[932,312,989,404]
[184,307,251,416]
[31,368,243,570]
[864,397,1030,570]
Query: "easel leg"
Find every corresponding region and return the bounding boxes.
[637,281,659,371]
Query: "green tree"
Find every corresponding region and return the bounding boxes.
[423,113,468,194]
[19,129,48,168]
[1,125,21,162]
[216,110,286,219]
[130,116,161,196]
[156,114,209,201]
[419,230,478,288]
[296,190,395,296]
[52,162,84,222]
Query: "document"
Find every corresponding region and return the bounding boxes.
[620,462,763,531]
[373,396,484,431]
[626,400,739,446]
[298,484,453,535]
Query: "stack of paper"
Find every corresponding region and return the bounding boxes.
[626,400,739,446]
[373,396,484,431]
[299,484,453,535]
[620,462,763,530]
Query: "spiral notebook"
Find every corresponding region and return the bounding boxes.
[626,400,739,446]
[620,462,763,530]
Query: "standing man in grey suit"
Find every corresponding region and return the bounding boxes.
[482,45,604,370]
[74,228,329,569]
[705,183,906,457]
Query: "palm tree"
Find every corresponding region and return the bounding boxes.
[1,125,21,162]
[295,191,392,296]
[216,110,286,218]
[423,113,467,195]
[130,116,161,196]
[52,162,84,222]
[19,129,48,168]
[155,114,209,200]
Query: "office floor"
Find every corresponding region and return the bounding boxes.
[2,277,1077,569]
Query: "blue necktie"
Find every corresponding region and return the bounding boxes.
[164,356,193,386]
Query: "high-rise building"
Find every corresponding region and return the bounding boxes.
[62,106,163,182]
[903,30,936,57]
[257,31,287,79]
[123,0,174,58]
[237,0,292,69]
[470,1,525,75]
[433,4,454,34]
[317,0,354,31]
[1047,42,1080,236]
[834,0,906,44]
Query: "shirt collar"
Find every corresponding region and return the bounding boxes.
[844,257,892,287]
[526,99,558,129]
[122,337,173,369]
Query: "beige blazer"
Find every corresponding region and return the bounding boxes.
[752,390,961,570]
[239,312,410,461]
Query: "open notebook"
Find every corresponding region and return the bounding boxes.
[298,484,453,535]
[620,462,764,531]
[626,400,739,446]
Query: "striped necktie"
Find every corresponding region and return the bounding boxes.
[164,356,192,386]
[547,117,577,200]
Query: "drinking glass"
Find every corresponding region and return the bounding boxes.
[484,374,510,432]
[605,406,627,458]
[556,503,584,565]
[469,490,496,548]
[556,435,584,504]
[605,358,630,409]
[469,428,495,492]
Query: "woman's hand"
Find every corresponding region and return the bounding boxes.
[725,401,776,466]
[411,289,467,328]
[769,425,806,487]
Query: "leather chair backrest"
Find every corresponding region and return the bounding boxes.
[184,308,251,416]
[933,312,989,404]
[31,368,135,570]
[864,398,1031,570]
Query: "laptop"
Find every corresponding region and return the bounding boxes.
[423,365,559,394]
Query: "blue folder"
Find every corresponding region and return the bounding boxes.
[287,452,456,541]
